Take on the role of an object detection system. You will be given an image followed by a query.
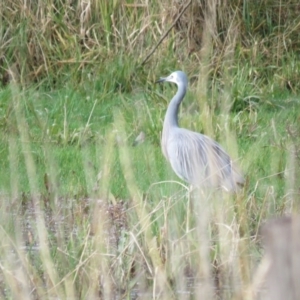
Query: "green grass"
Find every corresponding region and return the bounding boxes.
[1,80,298,200]
[0,83,175,197]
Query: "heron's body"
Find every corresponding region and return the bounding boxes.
[158,71,244,191]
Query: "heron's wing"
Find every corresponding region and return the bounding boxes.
[202,134,244,190]
[167,129,244,191]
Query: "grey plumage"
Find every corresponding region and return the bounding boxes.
[157,70,244,192]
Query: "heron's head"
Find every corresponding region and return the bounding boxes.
[156,70,188,88]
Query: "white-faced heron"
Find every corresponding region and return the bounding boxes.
[156,70,244,192]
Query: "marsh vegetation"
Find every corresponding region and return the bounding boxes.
[0,0,300,298]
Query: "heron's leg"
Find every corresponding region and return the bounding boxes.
[186,186,191,232]
[186,185,195,232]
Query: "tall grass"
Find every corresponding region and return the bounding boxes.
[1,0,300,91]
[0,0,300,299]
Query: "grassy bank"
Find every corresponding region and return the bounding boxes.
[0,77,299,298]
[0,0,300,299]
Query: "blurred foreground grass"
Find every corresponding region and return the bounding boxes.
[0,76,299,298]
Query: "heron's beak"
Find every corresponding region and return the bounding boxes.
[155,77,166,83]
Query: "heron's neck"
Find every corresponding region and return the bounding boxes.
[164,85,186,128]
